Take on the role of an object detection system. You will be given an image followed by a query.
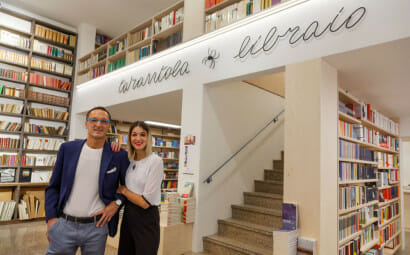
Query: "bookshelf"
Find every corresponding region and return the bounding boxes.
[107,121,181,192]
[337,88,401,254]
[0,8,77,224]
[76,0,184,84]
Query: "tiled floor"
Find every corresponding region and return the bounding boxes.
[0,221,408,255]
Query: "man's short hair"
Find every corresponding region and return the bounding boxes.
[86,106,111,120]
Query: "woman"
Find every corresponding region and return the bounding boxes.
[115,121,163,255]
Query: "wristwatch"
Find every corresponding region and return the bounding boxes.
[115,199,122,206]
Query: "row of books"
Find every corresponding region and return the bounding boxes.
[95,33,110,45]
[107,134,127,144]
[339,185,377,210]
[160,192,181,226]
[29,73,71,91]
[0,67,27,81]
[34,25,76,47]
[205,0,225,9]
[339,211,360,241]
[339,101,399,136]
[154,151,179,159]
[165,31,182,49]
[96,50,107,62]
[385,234,400,250]
[378,186,399,202]
[108,38,127,57]
[0,138,20,149]
[205,0,253,33]
[79,57,91,71]
[162,180,177,189]
[25,138,63,151]
[152,137,179,148]
[359,205,376,225]
[339,162,376,182]
[376,152,398,169]
[164,162,178,169]
[377,171,399,187]
[31,57,73,76]
[27,107,69,120]
[0,154,19,166]
[108,57,126,73]
[33,40,73,62]
[22,155,56,167]
[0,84,25,98]
[0,103,24,114]
[361,224,377,248]
[384,169,399,183]
[363,249,382,255]
[164,171,177,179]
[0,49,28,66]
[339,140,375,162]
[378,202,399,225]
[134,45,151,61]
[27,89,70,105]
[260,0,282,11]
[181,197,195,224]
[378,221,399,247]
[91,65,105,79]
[19,189,46,220]
[24,123,66,136]
[0,30,30,49]
[339,236,360,255]
[0,121,21,131]
[0,200,16,221]
[339,120,399,152]
[154,7,184,34]
[129,27,151,45]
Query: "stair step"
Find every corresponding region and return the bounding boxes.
[203,235,272,255]
[255,180,283,194]
[244,191,283,209]
[218,218,274,249]
[273,160,284,170]
[231,204,282,227]
[264,169,283,181]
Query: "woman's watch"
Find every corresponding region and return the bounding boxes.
[115,199,122,206]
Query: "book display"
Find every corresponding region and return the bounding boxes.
[76,0,184,84]
[337,89,401,255]
[0,9,77,224]
[107,121,181,192]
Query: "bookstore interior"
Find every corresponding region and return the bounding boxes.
[0,0,409,254]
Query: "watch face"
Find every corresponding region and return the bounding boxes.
[116,199,122,206]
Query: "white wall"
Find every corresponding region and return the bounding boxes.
[195,81,284,250]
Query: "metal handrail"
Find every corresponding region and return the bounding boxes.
[203,109,285,184]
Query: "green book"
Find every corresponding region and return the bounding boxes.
[0,84,4,94]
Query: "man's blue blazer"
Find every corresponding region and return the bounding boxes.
[45,139,130,237]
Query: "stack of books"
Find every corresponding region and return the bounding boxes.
[160,192,181,226]
[0,200,16,221]
[273,203,298,255]
[180,197,195,224]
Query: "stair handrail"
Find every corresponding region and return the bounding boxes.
[203,109,285,184]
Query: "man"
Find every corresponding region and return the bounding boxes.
[45,106,129,255]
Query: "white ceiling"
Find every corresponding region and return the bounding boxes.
[2,0,179,37]
[325,37,410,120]
[106,90,182,125]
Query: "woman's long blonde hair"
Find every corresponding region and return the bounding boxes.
[127,121,152,160]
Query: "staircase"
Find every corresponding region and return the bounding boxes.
[202,152,284,255]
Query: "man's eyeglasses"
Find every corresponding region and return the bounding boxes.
[87,118,110,126]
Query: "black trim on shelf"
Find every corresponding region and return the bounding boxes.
[0,112,23,118]
[28,83,71,94]
[30,67,72,79]
[32,51,73,65]
[33,35,75,51]
[0,130,22,135]
[0,42,31,53]
[27,98,70,108]
[0,94,25,101]
[24,149,59,154]
[0,59,28,69]
[0,148,20,152]
[24,115,69,123]
[24,132,67,138]
[0,77,27,85]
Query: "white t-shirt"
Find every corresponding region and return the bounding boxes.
[125,154,163,206]
[63,143,105,217]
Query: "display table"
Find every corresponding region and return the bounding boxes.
[107,220,193,255]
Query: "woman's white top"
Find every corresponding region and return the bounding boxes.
[125,154,164,206]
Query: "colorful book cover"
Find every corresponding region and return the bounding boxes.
[281,202,298,230]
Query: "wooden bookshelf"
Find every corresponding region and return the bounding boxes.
[76,0,184,84]
[205,0,243,15]
[338,230,363,247]
[385,243,401,255]
[337,88,401,254]
[0,8,76,223]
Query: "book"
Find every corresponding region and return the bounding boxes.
[282,202,298,230]
[181,182,194,198]
[19,168,32,182]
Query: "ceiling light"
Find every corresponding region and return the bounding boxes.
[145,121,181,129]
